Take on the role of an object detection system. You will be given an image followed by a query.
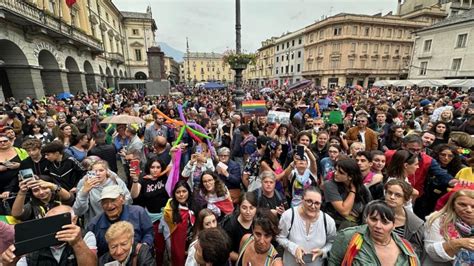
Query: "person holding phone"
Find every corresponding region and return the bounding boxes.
[182,143,215,192]
[74,160,132,224]
[289,145,318,207]
[10,175,74,221]
[1,205,98,266]
[277,187,337,266]
[216,147,242,204]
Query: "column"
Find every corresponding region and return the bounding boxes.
[5,66,45,99]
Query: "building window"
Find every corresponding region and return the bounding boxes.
[276,57,279,63]
[384,44,390,54]
[451,58,462,71]
[281,55,284,61]
[285,66,289,73]
[297,64,301,72]
[135,49,142,61]
[397,29,403,38]
[106,13,109,22]
[319,29,324,39]
[291,53,294,60]
[383,60,388,68]
[318,46,324,54]
[48,0,55,13]
[276,45,279,51]
[456,33,468,48]
[309,34,314,42]
[372,60,377,68]
[350,43,356,52]
[290,65,294,72]
[287,42,290,48]
[292,40,295,46]
[364,27,370,36]
[375,27,381,37]
[298,38,302,44]
[395,45,400,54]
[352,26,358,35]
[132,29,139,35]
[276,68,279,74]
[423,39,432,52]
[349,59,354,68]
[331,59,340,69]
[373,44,379,53]
[297,51,301,58]
[71,9,79,27]
[362,43,368,53]
[360,60,366,68]
[334,27,342,36]
[281,66,283,73]
[386,28,392,38]
[419,61,428,75]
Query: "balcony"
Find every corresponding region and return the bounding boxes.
[108,52,125,64]
[0,0,103,54]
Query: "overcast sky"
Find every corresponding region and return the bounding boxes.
[113,0,397,53]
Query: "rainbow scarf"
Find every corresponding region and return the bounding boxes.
[341,232,418,266]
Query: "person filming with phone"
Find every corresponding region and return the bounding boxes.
[11,172,74,221]
[1,205,98,266]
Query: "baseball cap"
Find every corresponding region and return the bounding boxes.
[99,185,124,201]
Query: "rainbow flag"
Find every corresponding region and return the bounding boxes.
[0,215,20,225]
[242,100,267,116]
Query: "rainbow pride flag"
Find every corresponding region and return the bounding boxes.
[242,100,267,116]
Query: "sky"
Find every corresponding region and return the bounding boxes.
[113,0,397,53]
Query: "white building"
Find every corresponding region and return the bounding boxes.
[409,9,474,79]
[273,29,305,86]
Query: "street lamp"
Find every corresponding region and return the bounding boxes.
[233,0,245,112]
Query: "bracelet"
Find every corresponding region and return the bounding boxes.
[349,190,356,194]
[55,185,62,194]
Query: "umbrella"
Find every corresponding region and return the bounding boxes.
[350,85,364,90]
[57,92,74,100]
[100,115,145,124]
[288,80,312,91]
[260,87,272,93]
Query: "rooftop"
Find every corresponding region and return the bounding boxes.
[417,8,474,32]
[184,52,223,59]
[121,11,153,20]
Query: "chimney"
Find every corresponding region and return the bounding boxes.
[397,0,402,15]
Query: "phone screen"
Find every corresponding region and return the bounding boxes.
[19,169,34,181]
[303,254,313,263]
[296,145,305,159]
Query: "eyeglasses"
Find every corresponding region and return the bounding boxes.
[304,199,321,207]
[0,139,9,144]
[202,179,215,184]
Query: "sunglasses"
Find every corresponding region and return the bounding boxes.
[0,139,9,144]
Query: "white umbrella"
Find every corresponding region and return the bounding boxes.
[260,87,272,93]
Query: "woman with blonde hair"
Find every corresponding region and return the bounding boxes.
[424,189,474,265]
[73,160,132,223]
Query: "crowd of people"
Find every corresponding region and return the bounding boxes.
[0,84,473,266]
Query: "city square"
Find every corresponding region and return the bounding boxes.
[0,0,473,265]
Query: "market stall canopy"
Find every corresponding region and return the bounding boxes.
[288,79,312,91]
[202,82,226,90]
[373,79,474,89]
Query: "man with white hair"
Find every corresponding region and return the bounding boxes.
[1,205,97,266]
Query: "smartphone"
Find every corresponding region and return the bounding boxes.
[130,160,140,176]
[196,145,202,154]
[303,253,313,263]
[296,145,305,159]
[217,161,228,171]
[86,171,96,179]
[19,169,34,182]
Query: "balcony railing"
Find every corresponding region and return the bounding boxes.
[0,0,103,53]
[108,52,125,64]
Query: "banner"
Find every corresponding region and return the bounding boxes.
[267,111,290,124]
[242,100,267,117]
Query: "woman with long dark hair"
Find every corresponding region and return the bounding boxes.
[433,144,464,177]
[270,124,292,163]
[198,171,234,219]
[185,209,218,266]
[130,157,169,266]
[162,180,196,266]
[323,158,372,229]
[260,140,293,195]
[431,121,451,147]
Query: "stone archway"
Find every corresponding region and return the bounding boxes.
[0,40,38,100]
[98,65,105,88]
[38,50,63,96]
[65,56,85,94]
[83,60,97,92]
[135,71,147,80]
[119,70,124,78]
[106,67,113,88]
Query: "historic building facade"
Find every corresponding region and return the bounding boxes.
[0,0,156,100]
[246,37,276,87]
[273,29,305,86]
[182,52,233,85]
[409,9,474,79]
[302,13,429,88]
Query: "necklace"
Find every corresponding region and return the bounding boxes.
[373,238,392,247]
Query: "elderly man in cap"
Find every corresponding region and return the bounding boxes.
[86,185,154,257]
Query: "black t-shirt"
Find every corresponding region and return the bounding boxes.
[254,189,285,211]
[138,174,169,213]
[222,214,252,254]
